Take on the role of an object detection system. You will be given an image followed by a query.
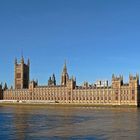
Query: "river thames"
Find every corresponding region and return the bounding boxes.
[0,105,140,140]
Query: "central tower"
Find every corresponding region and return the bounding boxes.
[61,61,69,86]
[14,56,30,89]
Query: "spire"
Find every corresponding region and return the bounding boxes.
[61,60,69,86]
[15,57,17,64]
[74,77,76,82]
[3,83,8,90]
[36,79,38,84]
[48,76,52,86]
[0,83,2,89]
[52,73,56,85]
[112,74,115,79]
[10,86,13,90]
[27,58,30,66]
[21,55,24,63]
[52,73,55,80]
[20,48,24,63]
[63,60,67,74]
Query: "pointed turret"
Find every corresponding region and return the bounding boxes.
[48,77,52,86]
[10,86,13,90]
[0,83,2,89]
[15,58,17,65]
[63,60,67,73]
[52,73,56,86]
[61,61,69,86]
[36,79,38,85]
[27,58,30,66]
[3,83,8,90]
[21,55,24,63]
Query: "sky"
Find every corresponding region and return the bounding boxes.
[0,0,140,87]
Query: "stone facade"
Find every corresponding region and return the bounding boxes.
[2,57,140,106]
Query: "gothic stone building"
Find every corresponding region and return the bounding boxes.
[3,57,140,106]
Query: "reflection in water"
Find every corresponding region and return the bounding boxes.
[0,105,140,140]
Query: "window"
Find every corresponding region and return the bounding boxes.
[132,90,135,94]
[115,90,118,94]
[16,73,21,78]
[132,96,135,100]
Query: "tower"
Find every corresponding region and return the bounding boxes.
[112,74,123,103]
[61,61,69,86]
[129,74,139,105]
[48,74,56,86]
[129,74,139,88]
[112,74,123,89]
[14,56,30,89]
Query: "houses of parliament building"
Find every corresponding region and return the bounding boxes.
[1,56,140,106]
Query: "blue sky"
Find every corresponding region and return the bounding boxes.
[0,0,140,87]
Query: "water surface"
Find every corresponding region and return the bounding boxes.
[0,105,140,140]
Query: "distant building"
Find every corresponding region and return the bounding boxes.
[1,56,140,106]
